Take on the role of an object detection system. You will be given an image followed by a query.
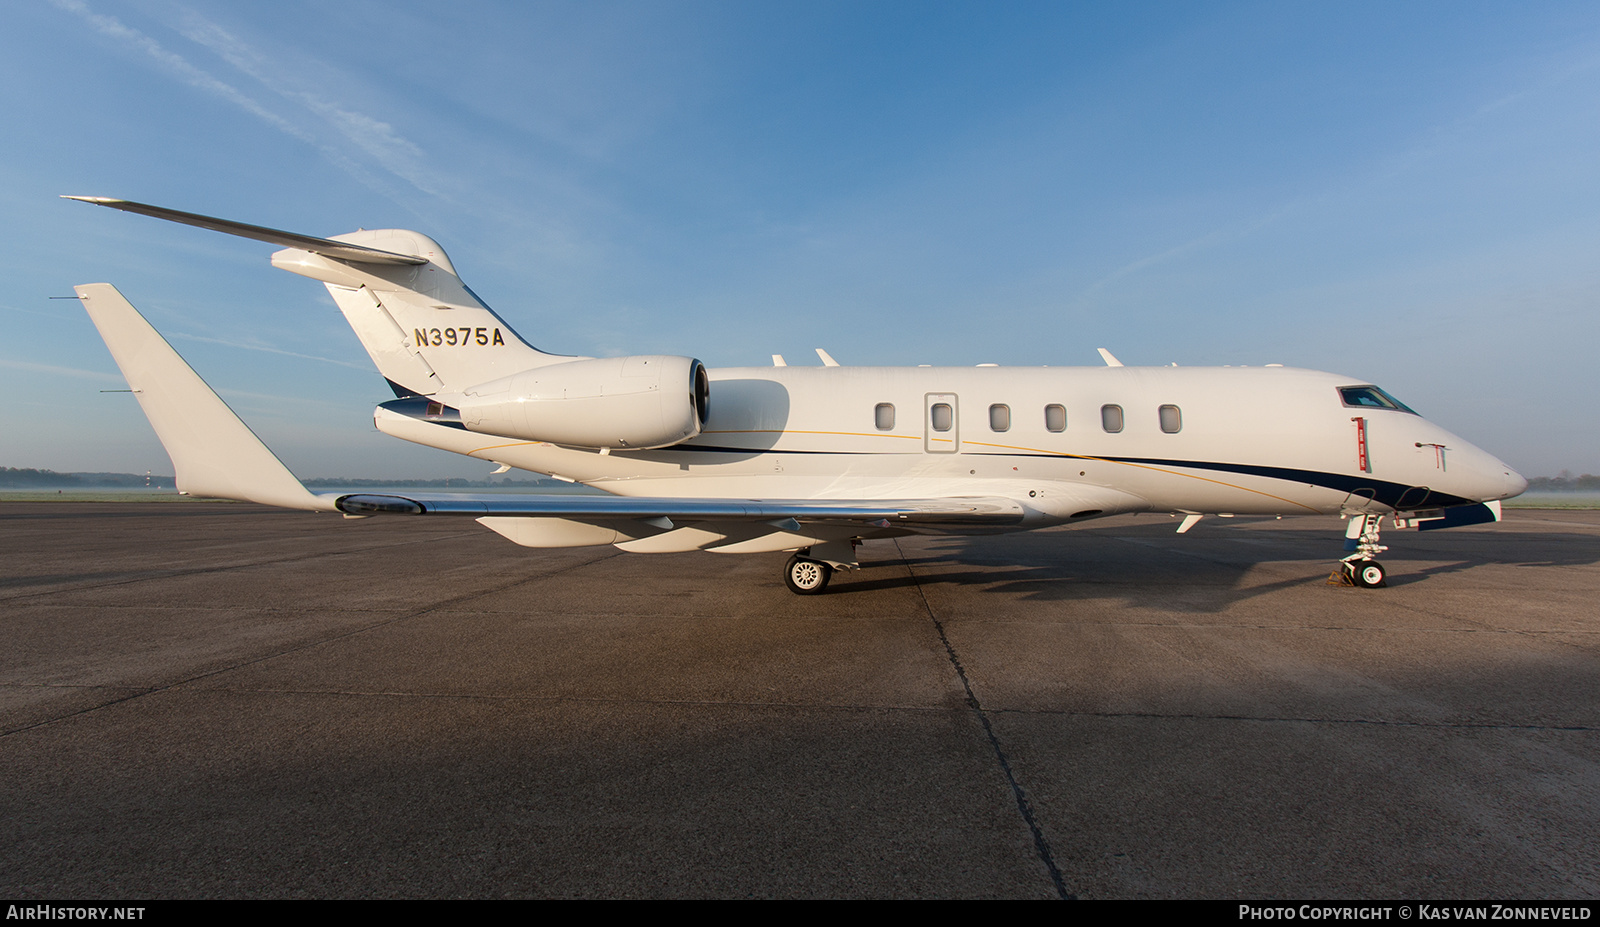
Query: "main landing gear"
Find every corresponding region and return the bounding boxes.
[782,541,860,595]
[1331,513,1388,588]
[784,553,833,594]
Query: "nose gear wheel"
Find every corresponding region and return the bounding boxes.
[1329,513,1389,588]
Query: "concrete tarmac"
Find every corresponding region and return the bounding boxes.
[1,502,1596,899]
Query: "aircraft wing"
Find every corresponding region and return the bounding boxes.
[340,493,1036,550]
[332,492,1020,522]
[77,283,337,512]
[336,492,1031,553]
[75,283,1037,552]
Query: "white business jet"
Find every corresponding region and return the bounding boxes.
[66,197,1527,593]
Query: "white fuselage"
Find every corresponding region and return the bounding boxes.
[376,363,1524,527]
[66,201,1528,585]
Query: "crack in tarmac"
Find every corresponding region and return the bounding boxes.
[895,537,1073,901]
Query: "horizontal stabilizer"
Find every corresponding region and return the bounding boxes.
[64,197,426,266]
[75,283,334,512]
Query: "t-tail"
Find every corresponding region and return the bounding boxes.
[64,197,567,397]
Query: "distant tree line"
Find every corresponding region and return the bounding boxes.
[2,468,557,489]
[1527,473,1600,492]
[0,468,176,488]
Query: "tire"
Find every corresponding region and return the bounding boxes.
[784,555,832,595]
[1351,560,1387,588]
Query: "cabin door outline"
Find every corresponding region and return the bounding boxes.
[924,393,959,453]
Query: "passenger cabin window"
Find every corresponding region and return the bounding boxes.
[989,404,1011,432]
[1339,386,1417,415]
[875,403,895,431]
[1101,404,1124,433]
[1045,404,1067,433]
[1159,404,1182,434]
[931,403,953,432]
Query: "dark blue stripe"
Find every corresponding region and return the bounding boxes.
[667,444,1475,510]
[1094,455,1476,509]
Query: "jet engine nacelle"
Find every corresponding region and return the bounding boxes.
[457,355,709,449]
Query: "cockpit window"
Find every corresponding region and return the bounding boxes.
[1339,386,1417,415]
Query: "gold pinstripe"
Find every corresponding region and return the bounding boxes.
[460,427,1321,513]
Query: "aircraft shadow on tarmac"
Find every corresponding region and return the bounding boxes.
[825,519,1600,611]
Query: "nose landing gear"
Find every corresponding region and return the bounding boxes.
[1348,559,1387,588]
[1331,513,1388,588]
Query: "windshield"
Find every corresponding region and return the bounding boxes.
[1339,385,1417,415]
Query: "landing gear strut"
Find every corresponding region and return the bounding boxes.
[1332,513,1388,588]
[784,552,833,595]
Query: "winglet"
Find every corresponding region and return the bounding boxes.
[1097,348,1124,367]
[75,283,334,512]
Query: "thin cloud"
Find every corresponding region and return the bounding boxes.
[1077,226,1240,300]
[212,387,342,408]
[0,350,349,410]
[1072,34,1600,307]
[167,332,373,371]
[175,13,443,198]
[52,0,306,143]
[1,302,78,321]
[50,0,400,199]
[0,358,124,382]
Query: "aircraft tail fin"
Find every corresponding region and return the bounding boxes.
[66,196,570,396]
[269,231,568,396]
[75,283,334,512]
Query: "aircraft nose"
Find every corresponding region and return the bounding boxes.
[1448,439,1527,502]
[1504,467,1528,500]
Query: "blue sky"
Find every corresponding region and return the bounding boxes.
[4,0,1598,479]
